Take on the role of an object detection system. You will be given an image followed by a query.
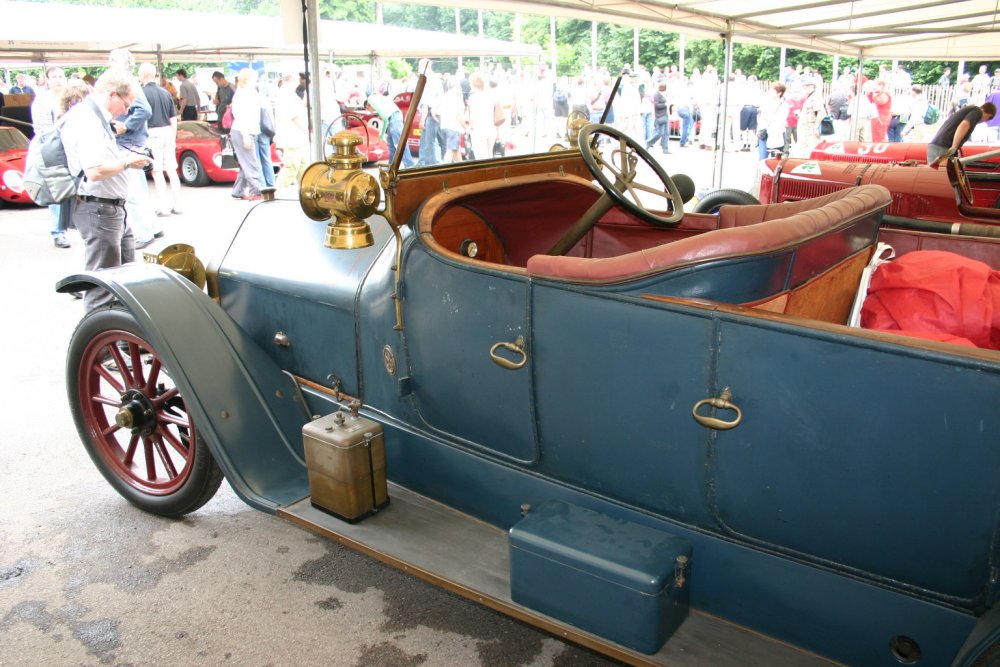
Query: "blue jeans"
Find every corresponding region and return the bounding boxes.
[887,116,903,142]
[257,134,275,187]
[387,111,416,168]
[677,106,694,146]
[418,110,441,167]
[641,113,653,143]
[231,130,264,198]
[653,117,670,152]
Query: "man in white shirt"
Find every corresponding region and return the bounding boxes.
[60,69,150,312]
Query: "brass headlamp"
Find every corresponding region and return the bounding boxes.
[299,131,381,249]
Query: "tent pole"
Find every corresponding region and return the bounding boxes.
[307,0,323,162]
[591,22,597,71]
[679,34,685,75]
[848,52,865,141]
[713,25,734,190]
[633,27,639,73]
[550,17,556,72]
[456,9,462,72]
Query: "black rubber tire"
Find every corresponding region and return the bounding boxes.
[67,307,223,517]
[179,151,210,187]
[693,188,761,215]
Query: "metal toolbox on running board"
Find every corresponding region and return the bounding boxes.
[509,500,691,654]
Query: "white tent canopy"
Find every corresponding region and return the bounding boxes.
[0,0,540,65]
[406,0,1000,60]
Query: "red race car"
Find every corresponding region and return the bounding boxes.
[327,92,423,164]
[176,120,281,187]
[809,140,1000,166]
[0,126,31,207]
[757,143,1000,226]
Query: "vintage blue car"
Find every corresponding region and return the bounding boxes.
[59,109,1000,665]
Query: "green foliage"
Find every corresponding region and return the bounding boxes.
[384,58,412,80]
[319,0,373,22]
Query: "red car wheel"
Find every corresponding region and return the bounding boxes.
[67,308,222,516]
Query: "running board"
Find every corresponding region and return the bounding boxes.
[278,484,837,667]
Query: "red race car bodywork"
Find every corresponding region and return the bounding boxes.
[176,120,281,187]
[0,126,30,206]
[759,148,1000,224]
[809,140,1000,166]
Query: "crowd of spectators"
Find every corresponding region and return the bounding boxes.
[6,59,1000,179]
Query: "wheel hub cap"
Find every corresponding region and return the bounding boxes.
[116,389,156,435]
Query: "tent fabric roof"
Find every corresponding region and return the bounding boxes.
[406,0,1000,60]
[0,1,540,64]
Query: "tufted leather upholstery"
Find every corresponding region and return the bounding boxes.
[526,185,892,282]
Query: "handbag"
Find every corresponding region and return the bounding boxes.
[820,115,835,135]
[462,133,475,161]
[493,102,505,127]
[221,105,234,130]
[220,135,239,169]
[260,106,275,138]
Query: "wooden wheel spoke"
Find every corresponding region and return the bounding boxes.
[127,344,146,388]
[156,409,189,428]
[107,344,137,388]
[92,392,122,408]
[143,358,163,394]
[150,434,179,479]
[123,433,139,466]
[158,425,190,459]
[151,386,180,408]
[95,364,125,394]
[143,437,157,481]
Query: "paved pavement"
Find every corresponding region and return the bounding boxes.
[0,149,758,667]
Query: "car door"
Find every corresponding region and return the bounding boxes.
[709,314,1000,610]
[403,245,538,464]
[528,284,718,527]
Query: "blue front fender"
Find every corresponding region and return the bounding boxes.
[58,265,310,513]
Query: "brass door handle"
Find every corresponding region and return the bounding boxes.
[692,387,743,430]
[490,335,527,370]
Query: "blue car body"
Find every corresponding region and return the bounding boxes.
[59,148,1000,666]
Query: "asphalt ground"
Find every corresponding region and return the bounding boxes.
[0,147,758,667]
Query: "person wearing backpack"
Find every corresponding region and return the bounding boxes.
[60,69,151,313]
[30,65,71,248]
[901,85,930,142]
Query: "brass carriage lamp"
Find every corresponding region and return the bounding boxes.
[299,131,381,249]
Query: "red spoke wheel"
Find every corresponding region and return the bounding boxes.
[67,307,223,517]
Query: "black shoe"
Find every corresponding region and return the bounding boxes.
[153,231,165,239]
[53,234,70,249]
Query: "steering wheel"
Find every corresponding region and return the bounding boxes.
[578,123,685,227]
[947,154,974,203]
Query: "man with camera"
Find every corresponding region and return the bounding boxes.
[139,63,181,218]
[60,69,151,313]
[107,49,160,248]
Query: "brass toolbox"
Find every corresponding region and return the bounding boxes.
[302,409,389,522]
